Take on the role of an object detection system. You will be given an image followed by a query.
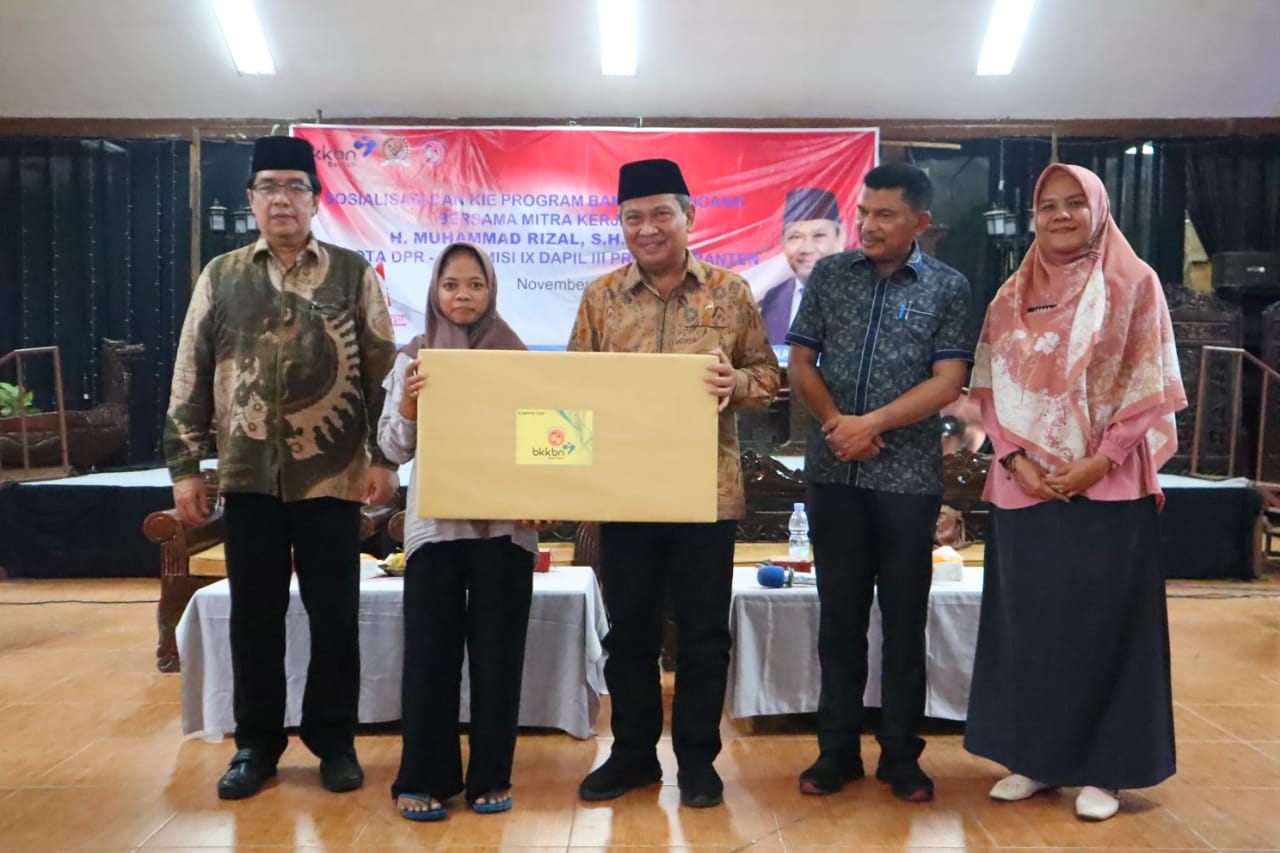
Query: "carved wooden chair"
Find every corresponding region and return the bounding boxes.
[143,470,396,672]
[567,520,690,671]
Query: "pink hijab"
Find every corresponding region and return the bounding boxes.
[970,163,1186,486]
[400,242,525,353]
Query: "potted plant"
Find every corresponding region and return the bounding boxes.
[0,382,40,417]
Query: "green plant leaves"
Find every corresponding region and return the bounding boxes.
[0,382,40,417]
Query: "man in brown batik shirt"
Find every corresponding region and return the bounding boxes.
[569,158,779,809]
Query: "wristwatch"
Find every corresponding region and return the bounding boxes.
[998,448,1025,472]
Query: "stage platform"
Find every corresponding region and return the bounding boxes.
[0,462,216,580]
[0,461,1263,580]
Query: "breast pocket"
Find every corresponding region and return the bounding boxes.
[308,300,349,320]
[300,298,356,339]
[890,299,940,363]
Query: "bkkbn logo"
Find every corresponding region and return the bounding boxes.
[543,428,576,456]
[315,136,378,166]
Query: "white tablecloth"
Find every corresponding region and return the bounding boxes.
[176,566,609,739]
[770,458,1252,492]
[726,565,984,721]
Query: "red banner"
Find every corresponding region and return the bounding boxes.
[292,125,878,350]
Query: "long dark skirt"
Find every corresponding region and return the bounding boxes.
[964,497,1176,789]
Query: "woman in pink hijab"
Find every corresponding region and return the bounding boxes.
[377,242,535,821]
[964,164,1187,821]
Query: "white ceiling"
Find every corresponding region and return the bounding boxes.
[2,0,1278,121]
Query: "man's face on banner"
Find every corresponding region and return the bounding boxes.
[620,194,695,272]
[782,218,843,282]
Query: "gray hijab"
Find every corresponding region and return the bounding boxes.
[399,242,525,354]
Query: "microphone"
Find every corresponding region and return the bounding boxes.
[757,564,793,588]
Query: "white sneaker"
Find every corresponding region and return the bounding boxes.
[989,773,1054,801]
[1075,786,1120,820]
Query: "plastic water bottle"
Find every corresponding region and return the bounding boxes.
[788,502,811,561]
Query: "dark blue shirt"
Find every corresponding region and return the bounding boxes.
[785,244,974,495]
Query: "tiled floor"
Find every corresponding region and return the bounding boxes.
[0,574,1277,851]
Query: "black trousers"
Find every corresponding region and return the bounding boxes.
[598,520,736,769]
[222,493,362,762]
[808,483,941,767]
[392,537,534,802]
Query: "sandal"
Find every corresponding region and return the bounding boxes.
[470,791,513,814]
[397,792,446,822]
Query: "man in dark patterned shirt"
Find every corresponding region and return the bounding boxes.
[785,163,973,803]
[165,137,398,801]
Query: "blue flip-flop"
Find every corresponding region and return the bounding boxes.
[470,793,513,814]
[397,792,446,822]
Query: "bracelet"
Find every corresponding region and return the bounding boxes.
[998,448,1025,472]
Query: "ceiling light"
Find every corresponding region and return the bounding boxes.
[212,0,276,76]
[599,0,637,76]
[976,0,1034,76]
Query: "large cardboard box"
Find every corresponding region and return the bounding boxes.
[415,349,718,522]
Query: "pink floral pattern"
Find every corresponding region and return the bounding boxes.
[971,164,1186,491]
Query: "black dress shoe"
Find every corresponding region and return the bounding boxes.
[217,749,277,800]
[876,760,934,803]
[677,763,724,808]
[578,756,663,802]
[799,754,865,795]
[320,750,364,793]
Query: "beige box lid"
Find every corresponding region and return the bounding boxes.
[415,349,718,523]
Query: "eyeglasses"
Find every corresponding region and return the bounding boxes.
[251,181,314,198]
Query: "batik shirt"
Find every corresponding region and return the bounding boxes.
[567,253,780,519]
[164,236,397,502]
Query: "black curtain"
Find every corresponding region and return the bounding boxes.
[0,138,192,467]
[1063,138,1185,288]
[199,139,255,267]
[999,137,1187,287]
[908,148,994,343]
[1183,136,1280,256]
